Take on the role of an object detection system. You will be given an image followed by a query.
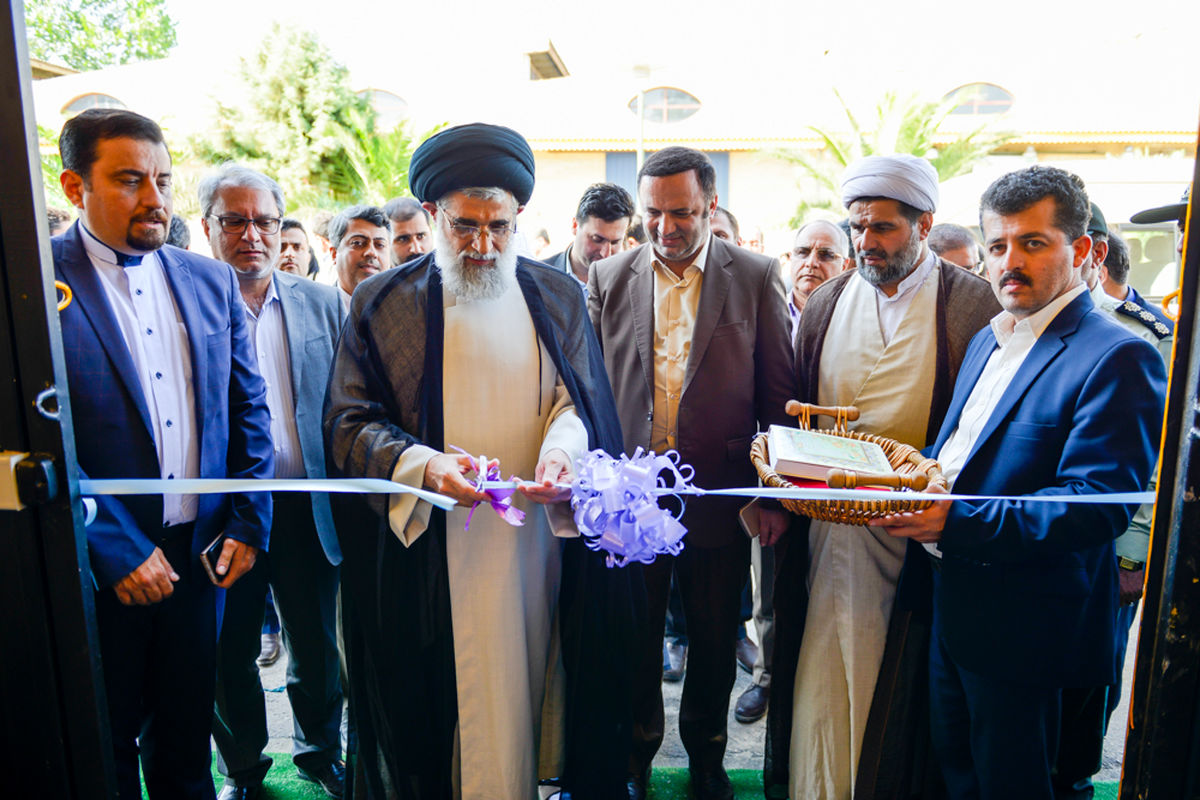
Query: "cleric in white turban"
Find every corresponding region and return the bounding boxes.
[840,153,940,213]
[767,148,1001,800]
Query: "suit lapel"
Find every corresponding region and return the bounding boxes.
[683,238,731,394]
[932,331,995,454]
[160,247,209,437]
[628,247,655,396]
[961,292,1091,464]
[277,273,306,407]
[58,225,154,439]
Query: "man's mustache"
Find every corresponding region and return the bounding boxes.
[133,211,168,225]
[998,271,1032,286]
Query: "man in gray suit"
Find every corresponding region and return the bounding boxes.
[200,165,347,800]
[588,146,795,800]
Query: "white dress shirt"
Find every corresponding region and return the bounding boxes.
[81,225,199,526]
[242,278,304,479]
[926,283,1087,557]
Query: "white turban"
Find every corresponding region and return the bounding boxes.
[840,154,939,213]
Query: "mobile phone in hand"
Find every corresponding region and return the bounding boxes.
[201,534,226,585]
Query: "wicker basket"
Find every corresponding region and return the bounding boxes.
[750,402,945,525]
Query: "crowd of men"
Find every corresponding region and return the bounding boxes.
[51,106,1183,800]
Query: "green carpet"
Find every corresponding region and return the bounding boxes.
[139,756,1122,798]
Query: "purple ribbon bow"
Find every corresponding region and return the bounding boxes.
[570,448,694,568]
[451,446,526,530]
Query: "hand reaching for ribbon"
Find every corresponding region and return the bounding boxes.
[518,448,574,505]
[868,482,951,544]
[424,452,495,507]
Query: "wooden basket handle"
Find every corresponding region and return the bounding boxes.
[784,401,860,433]
[826,469,929,491]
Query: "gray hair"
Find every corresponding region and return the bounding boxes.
[795,219,850,257]
[197,163,285,218]
[928,223,981,260]
[328,205,389,249]
[382,196,431,225]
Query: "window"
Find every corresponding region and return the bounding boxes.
[628,87,702,124]
[944,83,1014,115]
[61,94,126,115]
[606,151,730,206]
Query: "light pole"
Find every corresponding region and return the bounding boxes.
[633,64,650,171]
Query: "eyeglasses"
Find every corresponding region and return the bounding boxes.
[793,247,844,264]
[437,206,514,242]
[211,215,281,235]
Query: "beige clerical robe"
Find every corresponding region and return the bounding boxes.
[386,281,588,800]
[790,266,940,800]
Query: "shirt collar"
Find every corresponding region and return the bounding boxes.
[243,274,280,320]
[1089,281,1120,312]
[868,247,936,303]
[989,283,1087,346]
[79,223,151,267]
[562,243,588,288]
[651,234,711,277]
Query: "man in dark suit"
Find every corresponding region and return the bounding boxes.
[199,165,347,800]
[873,165,1167,799]
[588,146,795,800]
[545,182,635,287]
[53,109,274,799]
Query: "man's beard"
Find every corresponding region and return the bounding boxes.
[127,211,169,252]
[856,225,922,287]
[435,226,518,301]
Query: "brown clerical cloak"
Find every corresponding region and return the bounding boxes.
[767,260,999,799]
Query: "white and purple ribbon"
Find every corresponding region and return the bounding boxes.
[82,450,1157,569]
[569,448,694,568]
[450,446,526,530]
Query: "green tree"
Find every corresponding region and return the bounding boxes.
[37,124,70,209]
[24,0,176,71]
[327,108,445,206]
[776,89,1014,225]
[192,24,410,210]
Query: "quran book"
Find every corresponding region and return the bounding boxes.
[766,425,894,481]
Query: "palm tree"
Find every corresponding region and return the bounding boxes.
[324,109,444,207]
[775,89,1013,226]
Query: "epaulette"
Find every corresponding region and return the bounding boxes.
[1117,299,1171,340]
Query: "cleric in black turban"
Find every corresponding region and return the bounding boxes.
[408,122,536,205]
[326,118,640,800]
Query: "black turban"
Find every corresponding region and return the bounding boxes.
[408,122,536,206]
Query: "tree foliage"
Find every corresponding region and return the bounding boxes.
[328,108,445,206]
[775,90,1014,225]
[191,24,433,210]
[24,0,176,71]
[37,124,70,210]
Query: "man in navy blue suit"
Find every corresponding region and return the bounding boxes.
[53,109,274,799]
[872,165,1167,799]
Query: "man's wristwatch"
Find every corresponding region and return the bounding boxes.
[1118,556,1145,571]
